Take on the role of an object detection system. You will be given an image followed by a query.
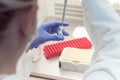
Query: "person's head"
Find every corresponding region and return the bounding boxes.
[0,0,38,74]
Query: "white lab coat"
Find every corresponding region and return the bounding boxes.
[82,0,120,80]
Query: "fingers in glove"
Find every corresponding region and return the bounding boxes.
[54,28,69,36]
[62,30,69,36]
[55,21,69,26]
[49,21,69,27]
[48,34,64,41]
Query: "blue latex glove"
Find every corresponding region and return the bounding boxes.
[29,21,69,49]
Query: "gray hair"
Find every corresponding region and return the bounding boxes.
[0,0,37,12]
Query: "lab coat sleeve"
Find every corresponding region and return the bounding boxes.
[82,0,120,80]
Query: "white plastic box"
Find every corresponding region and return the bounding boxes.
[59,47,93,73]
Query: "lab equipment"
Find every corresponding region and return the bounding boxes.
[43,37,92,59]
[29,21,69,49]
[59,47,93,72]
[58,0,68,36]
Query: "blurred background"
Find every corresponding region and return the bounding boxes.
[37,0,120,26]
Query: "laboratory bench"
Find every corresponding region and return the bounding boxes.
[28,26,93,80]
[30,0,120,79]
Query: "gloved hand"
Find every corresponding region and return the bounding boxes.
[29,21,69,49]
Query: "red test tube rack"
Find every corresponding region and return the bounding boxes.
[43,37,92,59]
